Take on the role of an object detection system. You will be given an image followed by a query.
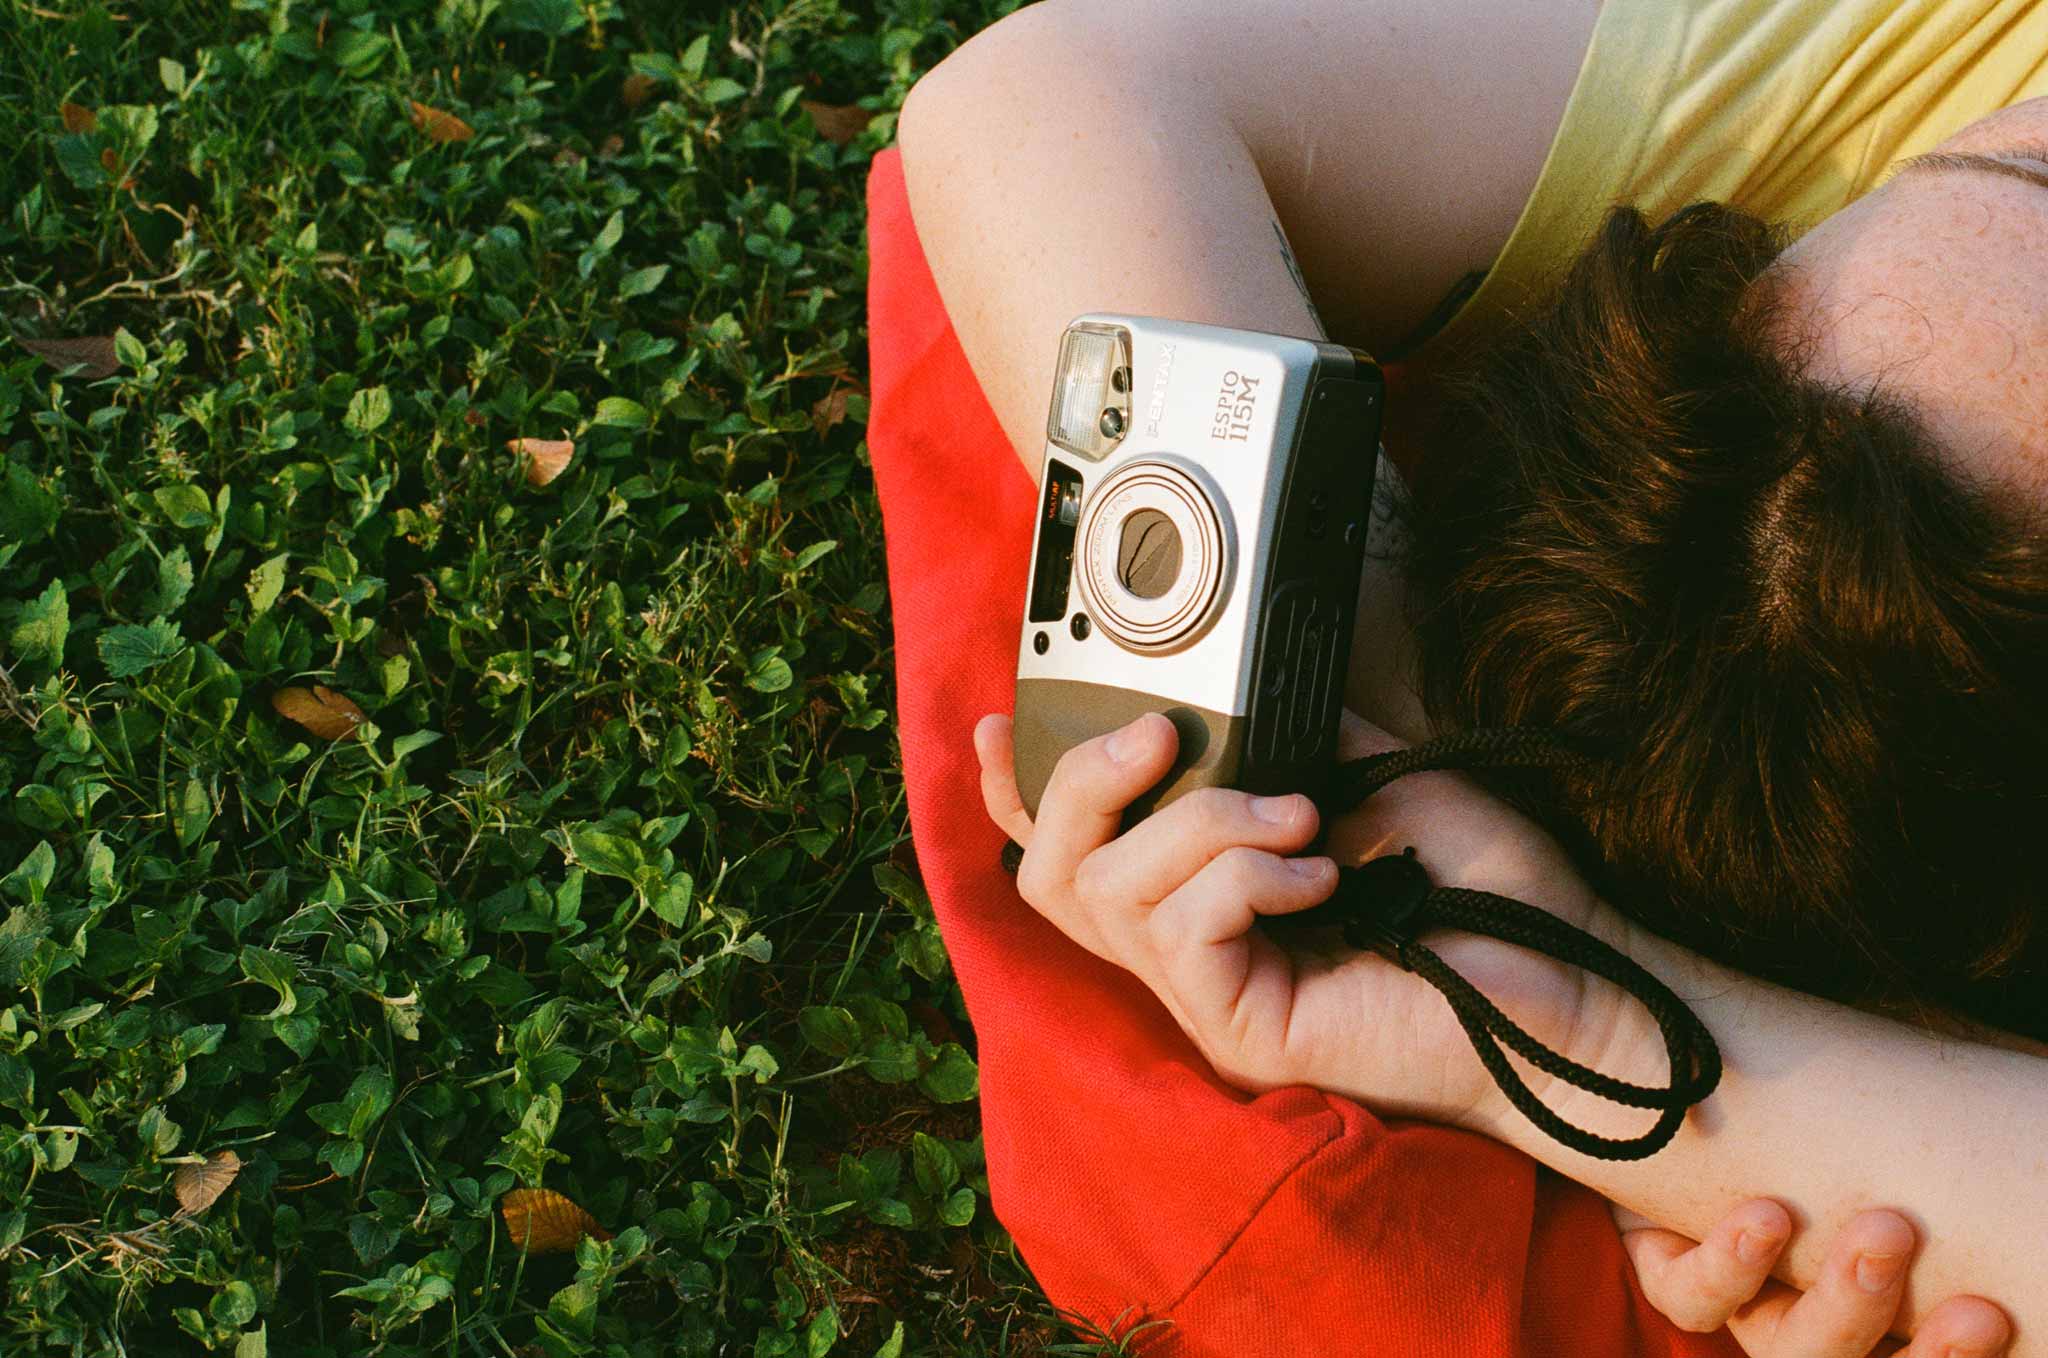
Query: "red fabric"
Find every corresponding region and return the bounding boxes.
[863,143,1740,1358]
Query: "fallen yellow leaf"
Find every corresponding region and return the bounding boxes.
[409,100,474,144]
[500,1188,609,1255]
[174,1150,242,1215]
[272,686,367,741]
[508,436,575,487]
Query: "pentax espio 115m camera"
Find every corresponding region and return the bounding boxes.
[1013,314,1385,819]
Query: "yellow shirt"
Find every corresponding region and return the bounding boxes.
[1413,0,2048,365]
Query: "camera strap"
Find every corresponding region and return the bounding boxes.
[1298,727,1721,1160]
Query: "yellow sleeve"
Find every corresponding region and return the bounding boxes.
[1411,0,2048,366]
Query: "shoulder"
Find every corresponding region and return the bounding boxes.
[911,0,1602,357]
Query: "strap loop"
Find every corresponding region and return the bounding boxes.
[1295,728,1721,1159]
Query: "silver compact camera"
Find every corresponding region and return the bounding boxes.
[1013,314,1385,818]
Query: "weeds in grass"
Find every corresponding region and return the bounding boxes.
[0,1,1149,1353]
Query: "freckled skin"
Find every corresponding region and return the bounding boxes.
[1769,96,2048,503]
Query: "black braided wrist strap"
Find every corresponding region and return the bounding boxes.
[1300,729,1721,1160]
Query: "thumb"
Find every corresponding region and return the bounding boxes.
[973,713,1036,847]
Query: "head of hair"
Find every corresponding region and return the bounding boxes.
[1401,202,2048,1038]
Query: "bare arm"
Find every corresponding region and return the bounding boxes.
[984,697,2048,1351]
[897,0,1596,482]
[1450,903,2048,1350]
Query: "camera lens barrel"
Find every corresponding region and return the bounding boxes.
[1075,459,1232,654]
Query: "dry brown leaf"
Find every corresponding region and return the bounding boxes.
[409,100,474,144]
[597,133,624,159]
[272,685,367,741]
[620,72,658,110]
[19,335,120,379]
[500,1188,610,1255]
[60,101,97,133]
[800,99,873,147]
[508,436,575,487]
[173,1150,241,1215]
[810,387,850,435]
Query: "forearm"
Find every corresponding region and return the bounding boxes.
[1471,913,2048,1349]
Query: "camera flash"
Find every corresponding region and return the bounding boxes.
[1048,323,1132,461]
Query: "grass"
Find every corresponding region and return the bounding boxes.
[0,1,1152,1353]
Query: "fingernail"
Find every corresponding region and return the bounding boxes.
[1105,717,1152,764]
[1250,795,1297,825]
[1288,856,1329,878]
[1735,1229,1783,1266]
[1855,1251,1907,1294]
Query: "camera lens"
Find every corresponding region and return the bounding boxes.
[1117,508,1181,600]
[1073,459,1232,655]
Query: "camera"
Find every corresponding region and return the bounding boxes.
[1013,314,1385,818]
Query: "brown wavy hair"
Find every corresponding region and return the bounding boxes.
[1401,202,2048,1039]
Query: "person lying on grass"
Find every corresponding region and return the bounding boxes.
[899,0,2048,1352]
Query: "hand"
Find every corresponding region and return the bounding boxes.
[974,706,1637,1129]
[1616,1200,2013,1357]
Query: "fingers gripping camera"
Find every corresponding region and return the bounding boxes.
[1014,315,1385,819]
